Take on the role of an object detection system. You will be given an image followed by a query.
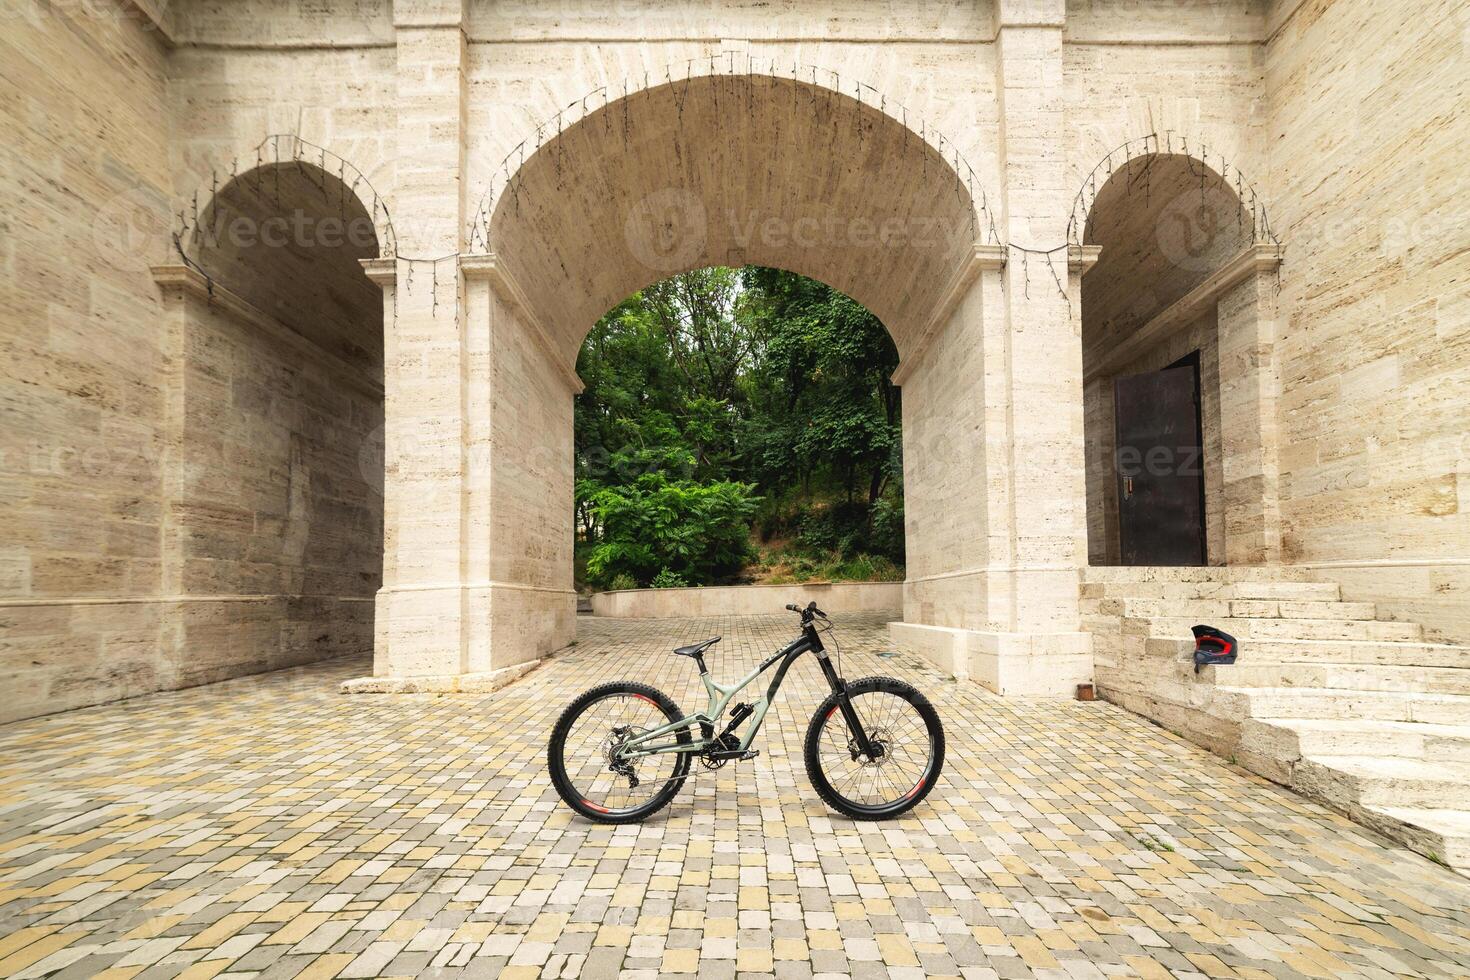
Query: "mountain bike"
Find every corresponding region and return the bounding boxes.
[547,601,945,822]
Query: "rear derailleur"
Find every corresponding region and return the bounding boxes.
[607,725,640,788]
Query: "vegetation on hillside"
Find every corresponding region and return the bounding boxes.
[574,266,904,591]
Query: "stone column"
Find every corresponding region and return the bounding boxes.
[461,256,580,676]
[361,0,474,683]
[888,2,1093,695]
[1216,251,1284,565]
[985,0,1091,692]
[889,249,1005,680]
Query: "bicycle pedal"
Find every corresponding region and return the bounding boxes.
[738,749,760,761]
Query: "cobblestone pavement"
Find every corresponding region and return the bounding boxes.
[1,614,1468,980]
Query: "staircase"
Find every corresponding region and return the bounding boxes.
[1084,566,1470,875]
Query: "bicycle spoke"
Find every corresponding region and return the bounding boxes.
[561,694,682,813]
[817,688,933,808]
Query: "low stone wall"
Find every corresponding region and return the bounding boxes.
[587,582,903,619]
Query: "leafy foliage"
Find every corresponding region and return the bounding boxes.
[582,473,758,587]
[575,266,903,590]
[650,568,688,589]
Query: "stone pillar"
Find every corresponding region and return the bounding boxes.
[982,0,1092,692]
[362,0,474,683]
[888,2,1093,695]
[889,249,1005,679]
[462,256,580,675]
[1216,253,1284,565]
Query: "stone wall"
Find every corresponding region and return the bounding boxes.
[589,583,904,619]
[3,0,1465,719]
[900,280,998,632]
[0,4,386,724]
[1,7,173,720]
[1265,0,1470,642]
[167,2,398,205]
[169,283,382,682]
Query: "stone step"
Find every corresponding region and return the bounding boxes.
[1229,687,1470,725]
[1081,580,1341,602]
[1293,755,1470,809]
[1081,565,1315,584]
[1242,718,1470,762]
[1106,597,1377,621]
[1200,663,1470,696]
[1143,636,1470,668]
[1360,806,1470,873]
[1125,615,1423,643]
[1230,581,1342,601]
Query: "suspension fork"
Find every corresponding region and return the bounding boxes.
[816,654,879,758]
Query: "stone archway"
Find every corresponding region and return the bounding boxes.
[150,148,386,688]
[1077,147,1283,568]
[480,71,982,360]
[367,66,1094,696]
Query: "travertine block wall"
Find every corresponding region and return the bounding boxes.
[1,7,173,720]
[3,0,1466,720]
[1266,0,1469,643]
[171,288,382,669]
[901,281,997,631]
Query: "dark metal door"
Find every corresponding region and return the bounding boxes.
[1114,360,1206,565]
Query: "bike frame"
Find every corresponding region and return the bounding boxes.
[615,618,875,760]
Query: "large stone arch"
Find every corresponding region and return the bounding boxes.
[479,69,985,366]
[366,65,1093,696]
[1075,143,1283,568]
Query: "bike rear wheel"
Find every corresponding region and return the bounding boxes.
[804,675,944,820]
[548,681,693,823]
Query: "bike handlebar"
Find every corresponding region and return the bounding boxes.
[786,601,827,620]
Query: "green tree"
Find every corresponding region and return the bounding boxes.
[741,266,902,513]
[574,265,905,589]
[583,472,759,588]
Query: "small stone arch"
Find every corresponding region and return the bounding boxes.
[174,134,397,269]
[148,134,391,697]
[1075,137,1284,568]
[176,136,390,374]
[1069,132,1279,250]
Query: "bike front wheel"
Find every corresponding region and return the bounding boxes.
[804,675,944,820]
[548,681,693,823]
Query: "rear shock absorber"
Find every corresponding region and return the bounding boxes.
[721,701,754,740]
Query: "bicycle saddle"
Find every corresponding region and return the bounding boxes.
[673,637,720,658]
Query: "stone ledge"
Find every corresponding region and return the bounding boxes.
[339,660,539,694]
[591,582,902,618]
[889,621,1094,696]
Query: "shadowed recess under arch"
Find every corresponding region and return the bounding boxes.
[1082,152,1260,350]
[186,158,385,376]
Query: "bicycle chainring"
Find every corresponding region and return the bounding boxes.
[701,732,741,770]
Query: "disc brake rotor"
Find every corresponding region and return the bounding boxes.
[848,727,891,766]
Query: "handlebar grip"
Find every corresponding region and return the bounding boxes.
[785,603,801,613]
